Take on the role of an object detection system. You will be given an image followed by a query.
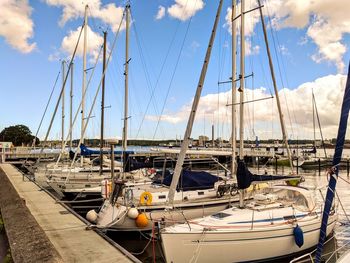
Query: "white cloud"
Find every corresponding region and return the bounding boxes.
[167,0,205,21]
[155,5,166,20]
[265,0,350,72]
[60,25,103,62]
[0,0,36,53]
[146,74,347,139]
[223,0,350,72]
[45,0,125,32]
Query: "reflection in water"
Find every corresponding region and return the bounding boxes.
[107,167,350,262]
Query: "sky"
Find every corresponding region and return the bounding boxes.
[1,0,350,143]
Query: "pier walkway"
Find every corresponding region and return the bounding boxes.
[0,164,136,263]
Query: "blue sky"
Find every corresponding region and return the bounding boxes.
[1,0,350,142]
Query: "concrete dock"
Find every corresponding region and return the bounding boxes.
[0,164,137,263]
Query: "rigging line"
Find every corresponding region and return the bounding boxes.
[312,91,328,158]
[36,21,85,165]
[265,1,298,137]
[25,70,61,164]
[56,44,104,165]
[152,0,198,139]
[61,8,126,167]
[265,1,295,139]
[129,12,166,138]
[131,1,190,139]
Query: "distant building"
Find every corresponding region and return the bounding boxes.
[198,136,209,147]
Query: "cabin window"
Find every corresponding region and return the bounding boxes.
[158,195,166,199]
[198,191,204,195]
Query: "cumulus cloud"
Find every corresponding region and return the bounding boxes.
[168,0,205,21]
[146,74,347,139]
[0,0,36,53]
[45,0,125,32]
[60,25,103,62]
[269,0,350,72]
[223,0,350,72]
[155,6,166,20]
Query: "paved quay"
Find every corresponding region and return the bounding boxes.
[0,164,136,263]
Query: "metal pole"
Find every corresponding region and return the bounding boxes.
[100,31,107,175]
[81,4,88,166]
[238,0,245,208]
[69,62,74,149]
[231,0,237,178]
[61,60,65,154]
[111,144,115,180]
[257,0,293,170]
[167,0,224,206]
[122,4,130,153]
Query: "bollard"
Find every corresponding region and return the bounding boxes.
[296,158,299,175]
[110,143,115,180]
[275,156,278,173]
[318,158,321,176]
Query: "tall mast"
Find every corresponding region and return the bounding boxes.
[123,4,130,153]
[238,0,246,208]
[61,60,65,154]
[81,4,88,166]
[257,0,293,170]
[69,62,73,149]
[312,88,316,157]
[167,0,224,206]
[231,0,237,176]
[100,31,107,175]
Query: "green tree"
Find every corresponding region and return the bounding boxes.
[0,125,40,146]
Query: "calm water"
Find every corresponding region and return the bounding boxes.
[106,167,350,263]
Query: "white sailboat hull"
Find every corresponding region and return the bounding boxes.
[96,197,234,231]
[161,213,337,263]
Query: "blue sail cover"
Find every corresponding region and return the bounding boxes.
[315,61,350,262]
[79,144,134,156]
[236,160,298,190]
[154,169,221,191]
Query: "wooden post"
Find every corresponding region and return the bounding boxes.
[110,143,116,180]
[275,156,277,173]
[296,158,299,175]
[318,158,321,176]
[347,159,349,177]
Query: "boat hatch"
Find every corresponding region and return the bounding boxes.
[211,212,231,219]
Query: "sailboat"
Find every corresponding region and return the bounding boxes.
[293,90,330,169]
[87,0,299,231]
[160,0,337,262]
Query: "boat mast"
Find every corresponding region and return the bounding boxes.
[122,3,130,176]
[238,0,246,208]
[257,0,293,170]
[312,88,316,157]
[167,0,224,206]
[81,4,88,166]
[61,60,65,155]
[69,62,74,149]
[100,31,107,175]
[231,0,237,177]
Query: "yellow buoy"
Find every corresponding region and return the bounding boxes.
[135,213,149,228]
